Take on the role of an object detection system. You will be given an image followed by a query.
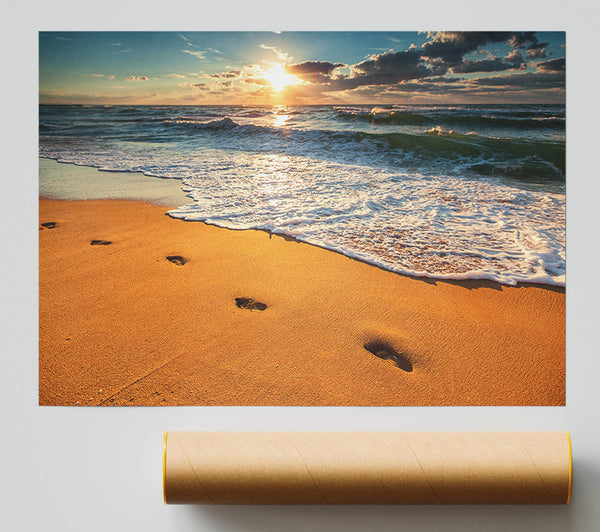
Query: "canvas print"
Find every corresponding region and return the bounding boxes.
[39,32,565,406]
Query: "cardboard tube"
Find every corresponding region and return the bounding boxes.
[163,431,572,505]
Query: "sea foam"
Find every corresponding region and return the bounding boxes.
[167,150,565,286]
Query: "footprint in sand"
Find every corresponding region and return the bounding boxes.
[166,255,186,266]
[235,297,267,311]
[39,222,57,230]
[90,240,112,246]
[364,341,413,372]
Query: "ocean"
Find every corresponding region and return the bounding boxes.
[39,103,565,286]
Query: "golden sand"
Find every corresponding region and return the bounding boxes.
[39,198,565,406]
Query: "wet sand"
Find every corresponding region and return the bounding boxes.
[39,198,565,406]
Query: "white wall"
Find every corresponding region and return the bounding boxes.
[2,1,599,530]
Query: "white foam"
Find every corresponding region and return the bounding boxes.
[168,150,565,287]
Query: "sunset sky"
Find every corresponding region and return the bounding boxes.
[39,31,566,105]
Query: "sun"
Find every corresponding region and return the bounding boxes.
[262,64,302,92]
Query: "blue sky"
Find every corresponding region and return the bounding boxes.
[39,31,566,104]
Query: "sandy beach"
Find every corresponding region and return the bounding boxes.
[39,197,565,406]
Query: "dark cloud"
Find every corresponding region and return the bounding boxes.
[505,49,523,64]
[349,49,442,85]
[508,32,536,48]
[209,70,242,78]
[422,32,550,68]
[508,32,548,51]
[451,58,516,74]
[536,57,565,71]
[422,32,513,63]
[127,75,149,81]
[219,81,232,87]
[192,82,208,89]
[527,48,547,59]
[425,76,464,83]
[468,71,565,89]
[297,50,435,92]
[286,61,344,76]
[318,32,561,95]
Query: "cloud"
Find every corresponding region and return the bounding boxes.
[179,34,202,49]
[286,61,344,76]
[245,78,270,85]
[290,49,443,94]
[421,32,513,63]
[505,49,523,64]
[508,32,548,51]
[421,32,550,68]
[181,49,207,61]
[127,75,149,81]
[218,81,233,87]
[348,49,443,86]
[108,75,115,80]
[208,86,235,95]
[527,48,547,59]
[258,44,292,62]
[40,90,68,97]
[91,74,105,77]
[110,43,121,46]
[425,76,464,84]
[535,57,565,72]
[39,90,161,104]
[55,35,77,41]
[209,70,242,78]
[450,57,517,74]
[168,73,187,78]
[467,71,565,89]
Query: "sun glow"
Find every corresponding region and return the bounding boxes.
[262,64,302,92]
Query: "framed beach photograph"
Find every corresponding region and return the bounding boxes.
[38,31,566,406]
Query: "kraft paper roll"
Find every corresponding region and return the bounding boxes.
[163,431,572,505]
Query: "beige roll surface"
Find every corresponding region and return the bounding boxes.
[163,431,572,505]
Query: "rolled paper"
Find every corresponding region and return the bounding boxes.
[163,431,572,505]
